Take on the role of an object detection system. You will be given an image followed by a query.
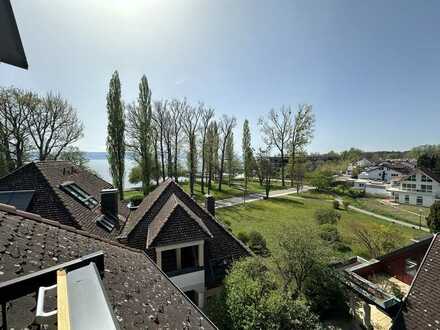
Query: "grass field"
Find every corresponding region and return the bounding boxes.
[353,197,429,227]
[216,193,427,259]
[124,178,289,202]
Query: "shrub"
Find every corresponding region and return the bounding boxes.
[314,209,341,225]
[319,224,341,243]
[333,200,340,209]
[129,194,144,206]
[248,231,270,257]
[237,232,250,244]
[333,241,352,253]
[342,200,351,210]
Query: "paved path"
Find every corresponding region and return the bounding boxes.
[347,205,430,232]
[215,186,312,208]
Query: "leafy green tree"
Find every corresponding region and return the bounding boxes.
[427,201,440,233]
[225,257,319,330]
[274,225,331,300]
[200,106,215,193]
[106,70,125,200]
[128,164,142,185]
[242,119,253,189]
[310,170,333,191]
[304,266,349,320]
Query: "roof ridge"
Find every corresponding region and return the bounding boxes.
[392,234,437,326]
[0,161,34,181]
[0,202,143,254]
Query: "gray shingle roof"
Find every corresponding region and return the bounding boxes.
[0,203,216,330]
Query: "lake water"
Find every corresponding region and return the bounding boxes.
[88,158,138,189]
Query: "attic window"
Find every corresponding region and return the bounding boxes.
[60,182,99,209]
[96,215,116,232]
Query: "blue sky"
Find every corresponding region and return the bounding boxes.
[1,0,439,153]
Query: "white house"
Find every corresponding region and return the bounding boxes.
[353,179,391,197]
[387,168,440,207]
[358,162,412,183]
[355,158,373,168]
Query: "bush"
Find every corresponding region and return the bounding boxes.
[237,232,250,244]
[333,200,340,209]
[248,231,270,257]
[319,224,341,243]
[342,200,351,210]
[314,209,341,225]
[333,241,352,253]
[129,194,144,206]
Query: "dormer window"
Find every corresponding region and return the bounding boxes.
[60,182,98,209]
[96,214,116,232]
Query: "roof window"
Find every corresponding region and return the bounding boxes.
[60,182,98,209]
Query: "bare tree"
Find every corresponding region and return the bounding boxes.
[169,99,186,182]
[218,115,236,191]
[153,100,168,182]
[199,106,215,194]
[256,147,273,199]
[27,92,83,161]
[0,88,35,169]
[258,106,292,186]
[182,103,202,196]
[289,104,315,187]
[152,126,160,186]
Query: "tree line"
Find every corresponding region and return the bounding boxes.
[106,70,316,200]
[0,87,84,176]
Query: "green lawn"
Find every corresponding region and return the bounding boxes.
[216,194,427,259]
[353,197,429,227]
[123,178,288,203]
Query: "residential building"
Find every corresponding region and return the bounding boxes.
[0,161,130,240]
[335,236,433,329]
[353,179,391,197]
[356,158,373,168]
[358,162,413,183]
[387,167,440,207]
[118,179,251,308]
[0,202,216,329]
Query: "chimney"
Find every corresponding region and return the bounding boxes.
[101,189,118,218]
[205,195,215,216]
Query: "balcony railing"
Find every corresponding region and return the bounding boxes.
[166,265,204,278]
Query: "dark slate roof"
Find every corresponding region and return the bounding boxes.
[0,161,130,240]
[119,179,251,287]
[392,234,440,330]
[0,203,216,330]
[147,194,213,248]
[419,167,440,184]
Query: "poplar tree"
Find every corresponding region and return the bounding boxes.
[242,119,253,189]
[106,70,125,200]
[127,75,153,195]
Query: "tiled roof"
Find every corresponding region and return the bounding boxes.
[119,179,251,287]
[146,194,213,248]
[0,161,130,240]
[0,203,216,330]
[393,234,440,330]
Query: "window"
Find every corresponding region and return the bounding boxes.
[417,196,423,206]
[427,185,433,192]
[422,175,433,183]
[408,175,416,181]
[181,245,199,270]
[405,195,410,204]
[60,182,98,208]
[161,249,178,273]
[405,258,418,277]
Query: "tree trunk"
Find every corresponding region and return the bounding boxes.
[174,135,179,182]
[218,140,227,191]
[154,138,160,186]
[281,149,285,187]
[159,130,165,181]
[290,144,296,188]
[201,135,206,194]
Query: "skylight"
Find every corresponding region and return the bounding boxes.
[95,215,116,232]
[60,182,99,209]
